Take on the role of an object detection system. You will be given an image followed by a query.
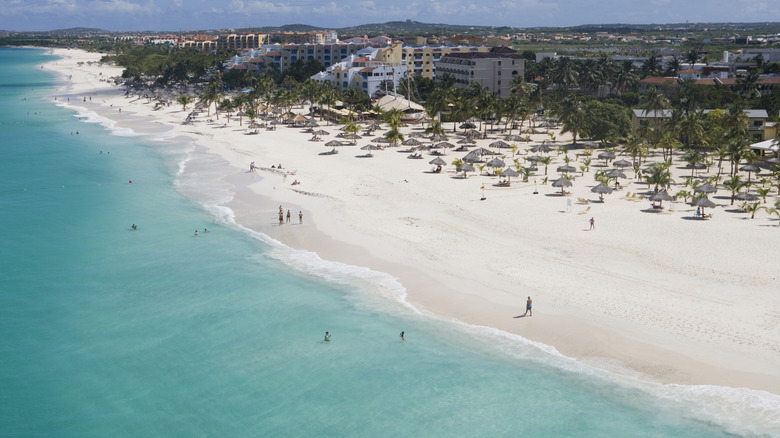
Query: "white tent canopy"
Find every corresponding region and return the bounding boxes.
[374,94,424,113]
[749,138,779,154]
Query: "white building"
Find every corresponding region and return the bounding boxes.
[311,48,408,96]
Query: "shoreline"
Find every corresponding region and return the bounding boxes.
[42,48,780,397]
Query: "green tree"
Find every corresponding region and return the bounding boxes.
[644,162,673,193]
[176,94,193,111]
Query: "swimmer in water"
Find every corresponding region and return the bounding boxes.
[324,331,331,341]
[131,224,137,230]
[400,331,405,341]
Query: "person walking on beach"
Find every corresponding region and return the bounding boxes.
[299,211,303,224]
[524,297,532,317]
[589,217,595,230]
[286,209,291,223]
[324,332,331,342]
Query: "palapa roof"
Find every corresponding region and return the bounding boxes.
[374,94,424,113]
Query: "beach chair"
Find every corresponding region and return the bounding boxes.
[576,197,590,205]
[577,206,591,215]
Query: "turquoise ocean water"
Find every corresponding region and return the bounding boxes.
[1,47,778,437]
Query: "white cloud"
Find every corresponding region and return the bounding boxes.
[0,0,78,15]
[87,0,156,14]
[228,0,300,15]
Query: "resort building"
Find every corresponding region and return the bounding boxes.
[216,33,269,51]
[310,46,408,96]
[631,109,776,142]
[434,47,525,97]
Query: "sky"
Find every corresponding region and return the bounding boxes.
[0,0,778,32]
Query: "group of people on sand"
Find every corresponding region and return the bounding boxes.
[324,331,405,342]
[279,205,303,225]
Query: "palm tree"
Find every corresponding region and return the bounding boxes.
[384,127,404,147]
[622,133,647,167]
[644,162,673,193]
[666,56,682,76]
[538,156,552,175]
[756,187,771,203]
[317,84,339,125]
[656,132,682,163]
[641,55,662,77]
[198,82,220,117]
[684,49,699,67]
[678,111,705,149]
[343,119,360,144]
[613,60,638,96]
[551,57,579,92]
[723,175,745,205]
[176,94,193,111]
[639,86,670,133]
[425,120,446,137]
[738,70,762,100]
[744,202,762,219]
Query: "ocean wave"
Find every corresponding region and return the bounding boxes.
[56,101,142,137]
[172,141,780,438]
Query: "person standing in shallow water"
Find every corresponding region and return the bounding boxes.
[400,331,405,341]
[286,209,291,223]
[524,296,532,317]
[299,211,303,224]
[324,332,330,341]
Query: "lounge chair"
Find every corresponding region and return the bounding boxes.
[577,197,590,205]
[577,206,591,215]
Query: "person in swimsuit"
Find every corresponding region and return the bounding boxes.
[400,331,405,341]
[324,332,331,341]
[524,296,532,317]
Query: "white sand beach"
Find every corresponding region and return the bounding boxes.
[45,48,780,395]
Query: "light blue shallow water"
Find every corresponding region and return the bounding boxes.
[0,48,778,437]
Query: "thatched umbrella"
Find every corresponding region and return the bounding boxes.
[691,196,717,217]
[456,163,475,177]
[557,165,577,173]
[489,140,512,149]
[531,144,552,153]
[324,140,344,147]
[552,177,573,195]
[597,151,616,165]
[402,138,422,146]
[487,157,506,169]
[502,167,519,183]
[613,159,632,168]
[591,183,613,201]
[739,163,760,183]
[429,157,447,166]
[457,138,476,145]
[685,162,707,177]
[694,182,717,194]
[735,192,759,202]
[650,190,673,208]
[606,169,627,180]
[433,141,455,149]
[462,153,481,163]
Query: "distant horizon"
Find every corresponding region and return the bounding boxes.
[1,0,779,33]
[4,20,780,35]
